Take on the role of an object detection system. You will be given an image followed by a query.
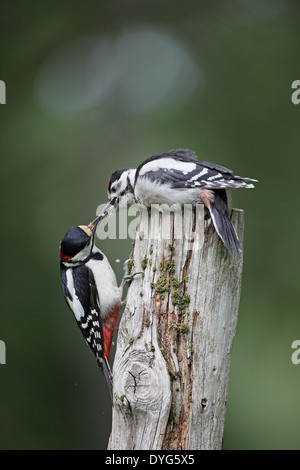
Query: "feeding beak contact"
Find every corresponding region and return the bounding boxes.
[88,199,118,232]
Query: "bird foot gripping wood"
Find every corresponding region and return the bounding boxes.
[120,258,142,303]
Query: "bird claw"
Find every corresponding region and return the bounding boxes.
[121,271,142,286]
[123,258,133,274]
[120,271,142,305]
[119,258,142,293]
[120,271,142,306]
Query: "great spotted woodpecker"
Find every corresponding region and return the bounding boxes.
[59,209,132,401]
[107,148,257,255]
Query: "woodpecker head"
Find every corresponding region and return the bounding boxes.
[59,212,105,265]
[107,168,136,209]
[59,225,95,265]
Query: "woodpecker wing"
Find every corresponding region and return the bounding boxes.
[60,263,113,400]
[136,149,257,190]
[84,266,113,401]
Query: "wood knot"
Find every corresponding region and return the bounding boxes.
[120,349,167,411]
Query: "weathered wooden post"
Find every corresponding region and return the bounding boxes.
[109,204,244,450]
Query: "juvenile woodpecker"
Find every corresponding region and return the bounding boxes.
[60,210,126,401]
[107,148,258,255]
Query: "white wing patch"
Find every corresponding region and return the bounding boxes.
[139,158,197,176]
[66,270,85,321]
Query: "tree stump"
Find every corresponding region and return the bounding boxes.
[109,204,244,450]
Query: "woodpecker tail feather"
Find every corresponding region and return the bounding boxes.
[102,357,113,403]
[207,190,241,256]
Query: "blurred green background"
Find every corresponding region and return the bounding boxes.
[1,0,299,450]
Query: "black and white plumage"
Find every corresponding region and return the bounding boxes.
[60,216,122,401]
[107,167,136,209]
[107,148,258,255]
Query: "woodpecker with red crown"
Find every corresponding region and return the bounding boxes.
[59,206,133,401]
[106,149,258,255]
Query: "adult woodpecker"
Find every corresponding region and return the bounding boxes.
[59,208,128,401]
[107,148,258,255]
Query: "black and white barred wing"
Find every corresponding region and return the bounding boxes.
[61,264,113,399]
[136,149,257,190]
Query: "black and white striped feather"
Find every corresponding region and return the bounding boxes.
[60,256,113,400]
[134,149,257,255]
[136,149,257,190]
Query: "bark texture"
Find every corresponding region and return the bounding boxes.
[109,205,244,450]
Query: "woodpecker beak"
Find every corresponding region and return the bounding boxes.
[88,199,117,232]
